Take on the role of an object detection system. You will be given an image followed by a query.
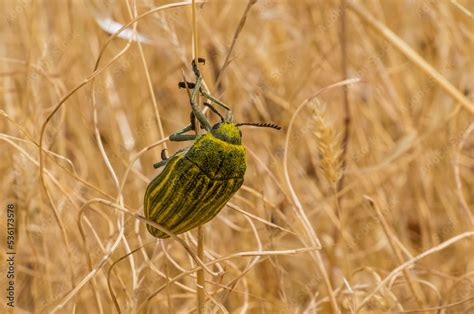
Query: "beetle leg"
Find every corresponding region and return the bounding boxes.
[177,59,212,131]
[189,111,200,132]
[188,71,212,131]
[170,134,196,142]
[199,89,231,111]
[192,58,206,77]
[169,124,197,142]
[203,102,224,122]
[153,159,169,169]
[160,149,168,161]
[178,82,208,127]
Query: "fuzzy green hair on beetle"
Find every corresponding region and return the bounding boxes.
[144,59,281,238]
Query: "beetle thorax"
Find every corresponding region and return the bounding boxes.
[210,122,242,145]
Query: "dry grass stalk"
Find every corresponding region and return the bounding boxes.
[1,1,473,312]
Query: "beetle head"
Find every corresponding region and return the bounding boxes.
[211,122,242,145]
[208,107,281,145]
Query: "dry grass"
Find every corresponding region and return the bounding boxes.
[1,0,473,313]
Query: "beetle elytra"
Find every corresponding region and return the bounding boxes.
[144,59,281,238]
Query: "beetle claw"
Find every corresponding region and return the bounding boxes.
[192,58,206,66]
[191,58,204,77]
[161,149,168,161]
[178,81,196,89]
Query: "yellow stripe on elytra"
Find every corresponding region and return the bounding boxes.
[147,155,186,220]
[165,175,208,228]
[152,174,176,218]
[173,179,229,234]
[178,192,230,234]
[148,156,180,200]
[147,186,178,231]
[155,166,201,227]
[166,176,214,231]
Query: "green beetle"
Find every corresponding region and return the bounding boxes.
[144,59,281,238]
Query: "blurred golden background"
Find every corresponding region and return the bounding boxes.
[0,0,473,312]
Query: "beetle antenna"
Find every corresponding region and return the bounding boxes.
[235,122,282,130]
[203,102,225,122]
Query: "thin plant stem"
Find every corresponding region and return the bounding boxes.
[192,2,206,313]
[197,226,205,313]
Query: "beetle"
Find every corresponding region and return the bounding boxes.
[144,59,281,238]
